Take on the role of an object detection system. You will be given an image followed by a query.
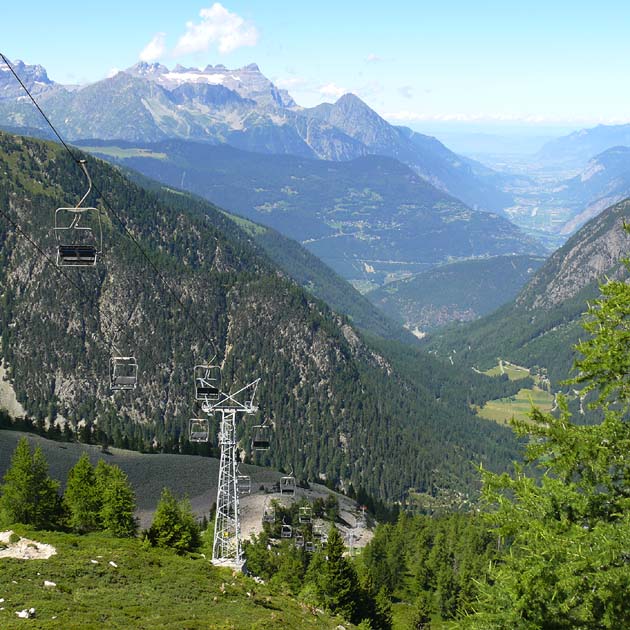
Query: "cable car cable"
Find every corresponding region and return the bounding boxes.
[0,52,219,360]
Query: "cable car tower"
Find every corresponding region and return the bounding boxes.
[196,373,261,569]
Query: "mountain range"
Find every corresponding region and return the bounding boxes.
[554,146,630,234]
[0,59,512,214]
[537,122,630,167]
[0,130,522,502]
[79,138,545,289]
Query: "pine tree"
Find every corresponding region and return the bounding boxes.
[0,438,60,529]
[409,592,432,629]
[99,464,137,537]
[374,586,393,630]
[321,525,362,623]
[467,245,630,628]
[64,453,100,532]
[145,488,200,553]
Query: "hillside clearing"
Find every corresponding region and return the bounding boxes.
[476,386,554,425]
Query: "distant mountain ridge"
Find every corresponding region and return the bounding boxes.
[80,138,545,288]
[0,58,512,213]
[538,123,630,167]
[555,146,630,234]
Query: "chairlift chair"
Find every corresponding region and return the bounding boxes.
[298,506,312,524]
[281,524,292,539]
[280,475,296,495]
[305,541,315,553]
[194,364,221,401]
[262,500,275,523]
[295,534,304,549]
[54,160,102,267]
[238,474,251,495]
[251,424,271,450]
[110,356,138,390]
[189,418,210,443]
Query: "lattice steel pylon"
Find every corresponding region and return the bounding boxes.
[202,378,261,569]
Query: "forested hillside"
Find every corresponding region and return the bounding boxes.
[367,254,545,332]
[79,138,544,287]
[0,131,520,503]
[425,198,630,386]
[118,166,415,344]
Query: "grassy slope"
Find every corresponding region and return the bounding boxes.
[0,526,348,629]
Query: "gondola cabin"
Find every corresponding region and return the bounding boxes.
[262,500,275,523]
[298,506,312,524]
[281,524,292,539]
[194,365,221,401]
[238,475,251,495]
[110,356,138,390]
[189,418,210,443]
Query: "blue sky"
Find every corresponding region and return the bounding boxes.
[2,1,630,131]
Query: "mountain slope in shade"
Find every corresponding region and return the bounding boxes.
[0,59,512,213]
[424,198,630,386]
[538,123,630,167]
[0,131,520,501]
[78,138,545,288]
[367,254,545,333]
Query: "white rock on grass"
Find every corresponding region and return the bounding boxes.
[16,608,36,618]
[43,581,56,588]
[109,561,117,568]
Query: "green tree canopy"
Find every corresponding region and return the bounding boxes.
[467,248,630,628]
[64,453,100,533]
[96,461,137,538]
[0,437,61,529]
[145,488,200,553]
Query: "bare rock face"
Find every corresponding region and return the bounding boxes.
[517,200,630,312]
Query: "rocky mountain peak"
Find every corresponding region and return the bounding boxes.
[128,61,169,77]
[0,59,58,100]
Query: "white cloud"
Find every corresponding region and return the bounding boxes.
[106,67,121,79]
[366,53,381,63]
[398,85,413,99]
[139,32,166,62]
[319,82,347,99]
[174,3,258,55]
